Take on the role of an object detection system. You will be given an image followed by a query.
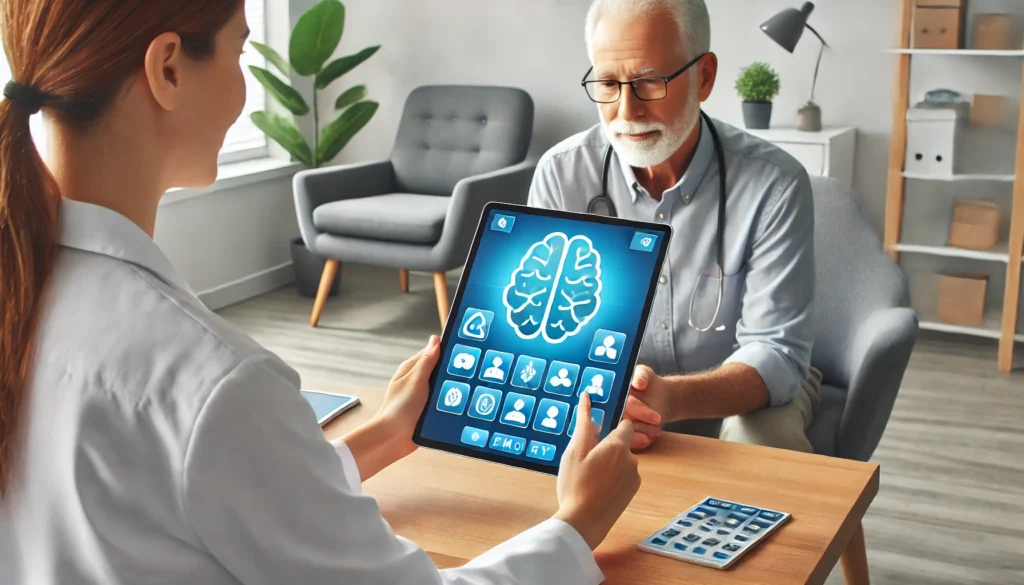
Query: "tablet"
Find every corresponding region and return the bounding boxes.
[300,389,360,426]
[413,202,671,475]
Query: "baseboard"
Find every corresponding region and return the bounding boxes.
[198,262,294,311]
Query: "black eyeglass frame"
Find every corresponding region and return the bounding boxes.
[581,52,708,103]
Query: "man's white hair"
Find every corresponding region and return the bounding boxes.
[585,0,711,62]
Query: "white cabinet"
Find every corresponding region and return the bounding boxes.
[744,127,857,188]
[904,107,962,177]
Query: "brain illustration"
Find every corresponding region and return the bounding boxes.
[503,232,602,343]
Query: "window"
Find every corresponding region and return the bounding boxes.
[0,0,268,165]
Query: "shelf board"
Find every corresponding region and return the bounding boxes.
[887,48,1024,56]
[893,243,1011,263]
[902,172,1015,182]
[919,320,1024,342]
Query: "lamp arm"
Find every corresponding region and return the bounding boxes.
[805,24,828,105]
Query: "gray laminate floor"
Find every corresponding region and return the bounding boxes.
[216,263,1024,585]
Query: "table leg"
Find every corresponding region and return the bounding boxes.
[841,521,869,585]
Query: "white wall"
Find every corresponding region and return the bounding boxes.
[324,0,906,232]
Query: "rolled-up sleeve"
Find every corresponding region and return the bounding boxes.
[723,173,815,406]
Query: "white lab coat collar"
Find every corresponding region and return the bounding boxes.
[58,198,193,295]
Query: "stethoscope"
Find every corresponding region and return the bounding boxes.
[588,109,726,332]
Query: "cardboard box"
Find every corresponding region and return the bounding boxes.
[913,7,963,49]
[971,94,1010,127]
[948,200,1001,250]
[916,0,964,7]
[974,14,1014,50]
[937,272,987,326]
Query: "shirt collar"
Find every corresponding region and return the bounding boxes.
[616,114,714,204]
[59,199,193,294]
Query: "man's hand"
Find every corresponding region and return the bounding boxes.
[623,365,675,450]
[374,335,441,460]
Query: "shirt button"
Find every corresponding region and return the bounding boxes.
[658,212,665,220]
[661,322,669,330]
[659,275,667,285]
[684,193,692,202]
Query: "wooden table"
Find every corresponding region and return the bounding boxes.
[322,386,878,585]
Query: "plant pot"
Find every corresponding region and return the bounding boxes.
[290,237,340,298]
[742,101,773,130]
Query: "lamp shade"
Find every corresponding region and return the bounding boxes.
[761,1,815,53]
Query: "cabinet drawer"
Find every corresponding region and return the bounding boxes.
[773,142,825,176]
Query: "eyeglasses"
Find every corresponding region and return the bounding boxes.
[581,53,707,103]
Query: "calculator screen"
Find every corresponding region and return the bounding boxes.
[414,204,670,474]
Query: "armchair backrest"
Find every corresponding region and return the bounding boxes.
[390,85,534,196]
[809,176,910,387]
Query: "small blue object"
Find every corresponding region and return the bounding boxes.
[735,534,750,542]
[706,519,719,526]
[713,552,731,560]
[687,512,706,520]
[684,534,701,542]
[717,529,731,535]
[630,231,659,252]
[661,529,681,538]
[692,547,707,555]
[676,520,692,527]
[651,537,668,546]
[490,213,516,233]
[673,542,688,551]
[460,426,489,448]
[699,526,712,532]
[759,510,782,522]
[525,440,556,462]
[458,309,494,342]
[488,432,526,455]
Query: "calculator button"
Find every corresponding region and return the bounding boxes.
[743,523,763,534]
[661,528,681,538]
[713,552,731,560]
[699,525,712,532]
[676,520,693,527]
[651,537,668,546]
[701,538,721,547]
[687,512,707,520]
[723,543,743,552]
[706,519,719,526]
[759,510,782,522]
[740,507,758,515]
[684,534,702,542]
[734,535,750,542]
[692,547,707,555]
[717,529,731,535]
[673,542,688,551]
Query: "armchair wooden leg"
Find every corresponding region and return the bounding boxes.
[433,272,450,330]
[399,269,410,293]
[310,259,340,327]
[841,521,870,585]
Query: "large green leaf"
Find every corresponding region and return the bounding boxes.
[251,111,314,167]
[317,100,378,165]
[249,66,309,116]
[289,0,345,76]
[334,85,367,110]
[315,45,380,90]
[250,41,290,77]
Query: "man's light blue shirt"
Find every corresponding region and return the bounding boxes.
[527,116,815,406]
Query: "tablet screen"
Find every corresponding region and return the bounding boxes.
[415,203,670,474]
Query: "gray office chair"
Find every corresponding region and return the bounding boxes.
[293,84,536,328]
[804,176,918,461]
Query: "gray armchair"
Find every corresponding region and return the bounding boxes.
[293,84,536,327]
[804,176,918,461]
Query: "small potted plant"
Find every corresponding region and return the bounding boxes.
[735,61,781,130]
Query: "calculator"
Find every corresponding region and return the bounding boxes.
[637,496,791,570]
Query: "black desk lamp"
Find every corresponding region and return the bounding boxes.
[761,1,829,131]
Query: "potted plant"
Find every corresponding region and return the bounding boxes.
[735,61,781,130]
[248,0,380,297]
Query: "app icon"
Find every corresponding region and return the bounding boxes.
[478,350,514,384]
[461,426,489,448]
[578,367,615,404]
[447,344,482,378]
[526,440,557,461]
[589,329,626,364]
[510,355,546,390]
[458,308,494,342]
[436,381,470,415]
[489,432,526,455]
[498,392,536,428]
[567,406,605,437]
[630,231,659,252]
[543,361,580,396]
[490,214,516,233]
[467,386,503,421]
[533,399,570,434]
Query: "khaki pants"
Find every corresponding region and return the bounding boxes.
[718,367,823,453]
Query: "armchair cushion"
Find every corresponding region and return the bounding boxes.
[805,384,845,456]
[312,193,451,245]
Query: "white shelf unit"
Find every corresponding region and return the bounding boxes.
[902,172,1015,182]
[884,0,1024,372]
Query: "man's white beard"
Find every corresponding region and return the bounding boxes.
[602,86,701,169]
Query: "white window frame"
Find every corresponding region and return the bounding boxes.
[217,0,271,166]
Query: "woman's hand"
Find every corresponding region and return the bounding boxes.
[374,335,441,460]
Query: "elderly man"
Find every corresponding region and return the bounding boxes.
[527,0,821,453]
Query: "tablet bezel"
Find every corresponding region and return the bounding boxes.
[412,201,672,476]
